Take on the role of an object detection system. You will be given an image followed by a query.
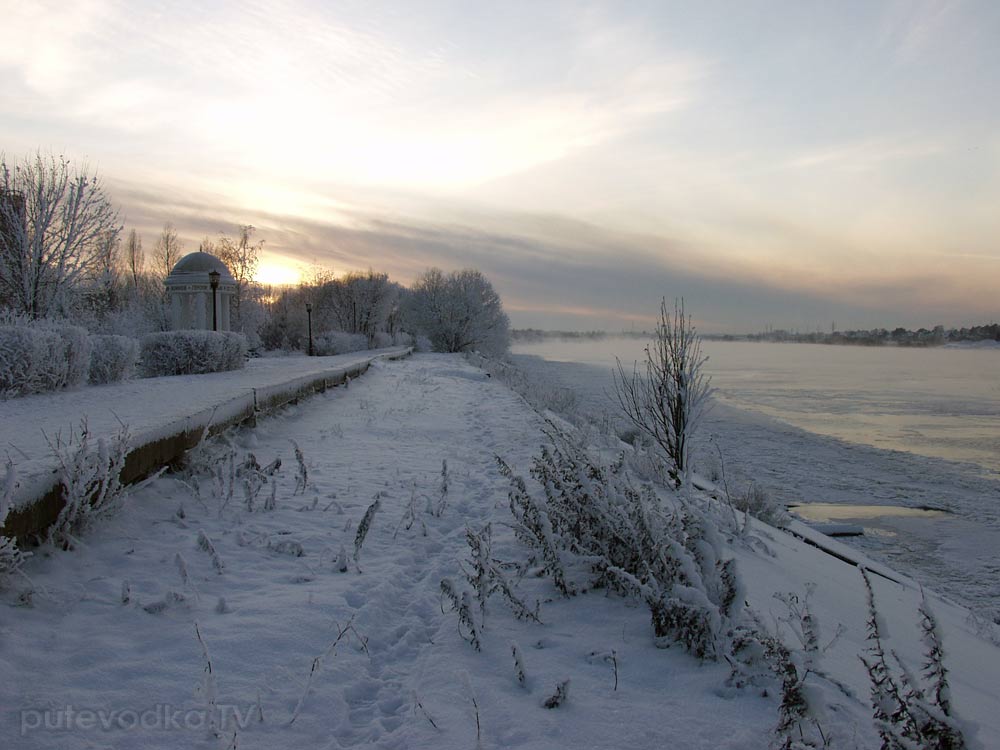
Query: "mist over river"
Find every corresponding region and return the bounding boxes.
[510,337,1000,624]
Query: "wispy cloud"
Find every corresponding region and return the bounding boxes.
[0,0,704,191]
[786,138,943,171]
[882,0,963,62]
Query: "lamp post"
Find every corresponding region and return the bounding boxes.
[208,269,220,331]
[306,302,314,356]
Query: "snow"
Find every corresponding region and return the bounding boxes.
[0,347,409,512]
[1,353,999,748]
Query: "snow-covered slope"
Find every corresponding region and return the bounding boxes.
[1,354,997,748]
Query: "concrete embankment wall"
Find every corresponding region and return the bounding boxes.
[3,349,411,544]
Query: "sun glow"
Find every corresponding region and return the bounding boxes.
[255,261,301,287]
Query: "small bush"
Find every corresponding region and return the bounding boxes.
[140,331,247,377]
[312,331,367,356]
[0,322,91,398]
[48,421,130,547]
[88,335,139,385]
[735,482,789,529]
[372,331,393,348]
[860,570,969,749]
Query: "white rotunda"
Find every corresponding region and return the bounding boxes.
[164,252,237,331]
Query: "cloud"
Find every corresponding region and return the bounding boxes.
[0,0,704,193]
[882,0,962,62]
[786,138,943,171]
[110,171,997,332]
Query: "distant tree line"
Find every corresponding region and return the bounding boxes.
[512,329,609,342]
[0,150,510,358]
[514,322,1000,349]
[746,324,999,347]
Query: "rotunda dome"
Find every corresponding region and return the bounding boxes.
[166,252,236,283]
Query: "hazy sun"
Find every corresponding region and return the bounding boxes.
[255,261,301,287]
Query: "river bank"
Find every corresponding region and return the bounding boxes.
[2,353,998,748]
[510,347,1000,625]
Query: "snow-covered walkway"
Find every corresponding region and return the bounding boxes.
[2,354,998,749]
[1,348,410,469]
[0,348,409,531]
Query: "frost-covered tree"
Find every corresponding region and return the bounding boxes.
[216,224,262,332]
[614,298,712,488]
[405,268,510,357]
[124,228,144,289]
[0,151,121,317]
[79,229,126,323]
[320,269,399,346]
[151,222,183,280]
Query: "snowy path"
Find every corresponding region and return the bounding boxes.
[2,354,999,748]
[0,347,409,530]
[0,348,410,469]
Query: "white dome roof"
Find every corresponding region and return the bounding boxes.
[165,252,236,286]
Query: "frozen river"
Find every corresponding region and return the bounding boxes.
[511,337,1000,624]
[513,338,1000,475]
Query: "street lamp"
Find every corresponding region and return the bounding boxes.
[305,302,314,356]
[208,269,220,331]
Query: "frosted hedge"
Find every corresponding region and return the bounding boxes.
[140,330,248,377]
[88,335,139,385]
[0,322,91,398]
[311,331,368,356]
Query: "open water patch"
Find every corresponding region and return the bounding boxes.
[789,503,948,523]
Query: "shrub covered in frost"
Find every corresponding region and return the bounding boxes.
[88,335,139,385]
[498,423,743,660]
[140,330,247,377]
[0,462,28,584]
[0,321,91,398]
[734,482,789,529]
[38,322,91,389]
[48,421,130,547]
[860,569,969,750]
[312,331,368,356]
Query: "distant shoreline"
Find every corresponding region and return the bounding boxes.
[512,328,1000,349]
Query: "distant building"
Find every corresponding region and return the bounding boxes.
[164,252,237,331]
[0,188,26,252]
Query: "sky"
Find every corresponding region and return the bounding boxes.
[2,0,999,333]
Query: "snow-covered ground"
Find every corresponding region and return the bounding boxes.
[0,347,409,518]
[2,354,999,748]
